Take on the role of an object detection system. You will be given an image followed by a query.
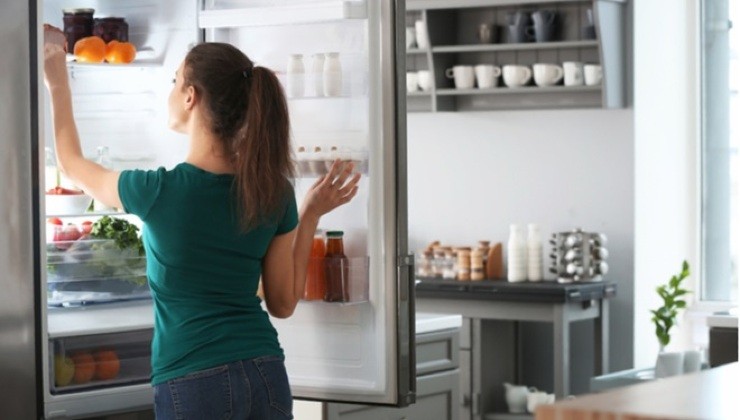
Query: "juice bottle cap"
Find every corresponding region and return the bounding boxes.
[326,230,344,237]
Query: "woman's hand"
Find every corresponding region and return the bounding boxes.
[43,25,70,91]
[301,160,361,219]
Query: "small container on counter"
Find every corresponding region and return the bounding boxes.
[442,249,457,279]
[456,248,471,281]
[471,248,485,281]
[416,250,433,278]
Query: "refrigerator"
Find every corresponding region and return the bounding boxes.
[0,0,413,418]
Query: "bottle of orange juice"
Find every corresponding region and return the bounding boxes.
[304,230,326,300]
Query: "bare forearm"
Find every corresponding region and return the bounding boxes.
[49,86,84,176]
[292,209,320,302]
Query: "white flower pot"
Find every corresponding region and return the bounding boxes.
[655,351,684,378]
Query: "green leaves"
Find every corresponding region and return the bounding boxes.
[651,260,692,349]
[90,216,145,256]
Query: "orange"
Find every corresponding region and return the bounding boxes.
[70,351,95,384]
[105,41,136,64]
[93,349,121,380]
[74,36,106,63]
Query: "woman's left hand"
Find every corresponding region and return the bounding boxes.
[301,160,361,219]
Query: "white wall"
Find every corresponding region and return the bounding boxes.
[408,109,635,383]
[633,0,699,367]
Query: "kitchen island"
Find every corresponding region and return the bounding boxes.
[416,279,616,420]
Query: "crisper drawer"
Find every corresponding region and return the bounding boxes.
[47,239,150,306]
[50,329,152,394]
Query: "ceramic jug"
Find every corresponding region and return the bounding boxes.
[504,383,536,413]
[532,10,558,42]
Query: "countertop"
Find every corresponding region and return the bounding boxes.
[415,312,463,335]
[536,362,738,420]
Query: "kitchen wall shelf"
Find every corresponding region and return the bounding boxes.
[404,0,625,112]
[437,85,600,95]
[199,0,367,29]
[432,39,598,53]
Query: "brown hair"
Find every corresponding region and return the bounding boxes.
[183,43,294,230]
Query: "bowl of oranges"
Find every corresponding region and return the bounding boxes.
[73,36,136,64]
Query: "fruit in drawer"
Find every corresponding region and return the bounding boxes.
[46,186,84,195]
[54,354,75,387]
[71,351,95,384]
[73,36,106,63]
[93,349,121,380]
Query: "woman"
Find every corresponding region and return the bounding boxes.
[44,36,360,419]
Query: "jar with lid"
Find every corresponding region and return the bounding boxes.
[416,250,433,278]
[442,250,457,279]
[432,247,445,278]
[93,17,129,44]
[63,8,95,52]
[324,230,349,302]
[456,248,471,281]
[304,230,327,300]
[507,224,528,282]
[471,249,485,281]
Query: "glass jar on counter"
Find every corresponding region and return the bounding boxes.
[63,8,95,52]
[93,17,129,44]
[432,247,445,278]
[416,250,433,278]
[442,250,457,279]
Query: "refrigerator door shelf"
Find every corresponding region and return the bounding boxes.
[49,330,152,395]
[199,0,367,28]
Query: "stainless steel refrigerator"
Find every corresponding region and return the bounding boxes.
[0,1,413,418]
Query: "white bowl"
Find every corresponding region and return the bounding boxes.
[46,194,93,216]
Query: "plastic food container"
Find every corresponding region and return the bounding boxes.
[46,239,149,306]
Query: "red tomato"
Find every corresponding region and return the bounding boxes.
[47,217,63,226]
[81,221,93,234]
[54,224,82,249]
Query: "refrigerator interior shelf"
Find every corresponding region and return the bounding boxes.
[48,301,154,339]
[199,0,367,28]
[45,211,127,219]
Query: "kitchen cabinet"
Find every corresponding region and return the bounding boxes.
[405,0,626,111]
[325,314,462,420]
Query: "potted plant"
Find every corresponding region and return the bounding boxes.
[651,260,691,377]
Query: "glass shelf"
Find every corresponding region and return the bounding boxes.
[431,40,599,54]
[199,0,367,28]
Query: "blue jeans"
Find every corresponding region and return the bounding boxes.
[154,356,293,420]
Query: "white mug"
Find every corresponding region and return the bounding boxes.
[417,70,433,91]
[406,71,419,92]
[406,27,416,50]
[563,61,584,86]
[533,63,563,87]
[474,64,501,89]
[584,64,603,86]
[527,392,555,413]
[415,20,429,50]
[502,65,532,87]
[446,65,475,89]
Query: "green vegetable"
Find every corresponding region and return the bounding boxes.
[90,216,144,256]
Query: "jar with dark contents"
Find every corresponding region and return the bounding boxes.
[62,8,95,52]
[93,17,129,43]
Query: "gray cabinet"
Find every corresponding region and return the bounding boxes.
[405,0,626,111]
[325,329,460,420]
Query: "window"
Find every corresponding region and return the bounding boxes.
[701,0,738,303]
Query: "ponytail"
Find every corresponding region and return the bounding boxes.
[182,43,294,232]
[233,66,294,231]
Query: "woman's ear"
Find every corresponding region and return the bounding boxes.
[185,85,197,110]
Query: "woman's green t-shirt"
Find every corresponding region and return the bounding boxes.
[118,162,298,385]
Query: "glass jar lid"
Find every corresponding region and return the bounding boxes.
[63,8,95,14]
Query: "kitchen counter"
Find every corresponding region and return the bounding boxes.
[416,311,463,334]
[536,362,739,420]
